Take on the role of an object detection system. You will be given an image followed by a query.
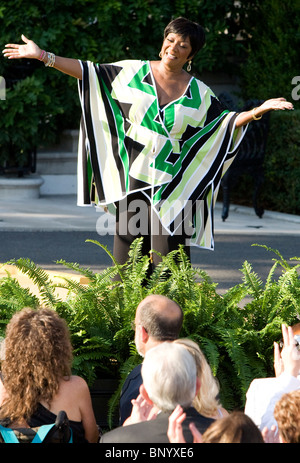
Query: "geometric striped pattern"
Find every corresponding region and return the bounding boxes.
[77,60,246,249]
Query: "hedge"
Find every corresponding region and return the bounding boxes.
[227,110,300,216]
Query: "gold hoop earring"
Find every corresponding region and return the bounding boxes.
[187,60,192,72]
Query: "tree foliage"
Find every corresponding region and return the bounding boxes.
[1,0,298,168]
[239,0,300,105]
[0,1,257,164]
[226,109,300,215]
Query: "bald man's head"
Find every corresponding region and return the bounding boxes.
[135,295,183,342]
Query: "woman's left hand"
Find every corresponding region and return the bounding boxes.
[258,97,294,113]
[235,97,294,127]
[280,324,300,377]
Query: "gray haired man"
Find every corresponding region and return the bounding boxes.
[101,342,214,443]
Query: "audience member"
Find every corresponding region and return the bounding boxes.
[273,389,300,443]
[168,405,264,443]
[0,307,99,443]
[101,342,215,442]
[245,324,300,432]
[123,337,228,427]
[201,411,264,443]
[174,338,228,419]
[119,294,183,424]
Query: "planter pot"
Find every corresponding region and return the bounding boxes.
[0,175,44,200]
[89,378,119,430]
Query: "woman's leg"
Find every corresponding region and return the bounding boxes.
[113,191,191,271]
[113,192,151,266]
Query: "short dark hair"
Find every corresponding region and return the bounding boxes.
[139,299,183,341]
[164,17,206,58]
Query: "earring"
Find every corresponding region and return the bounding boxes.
[187,60,192,72]
[159,51,162,58]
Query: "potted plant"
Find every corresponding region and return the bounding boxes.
[0,239,299,428]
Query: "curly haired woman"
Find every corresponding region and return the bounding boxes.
[0,307,99,443]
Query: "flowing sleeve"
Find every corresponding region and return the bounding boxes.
[77,60,130,207]
[76,59,166,208]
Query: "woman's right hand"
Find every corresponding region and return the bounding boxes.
[3,35,82,79]
[3,35,41,60]
[280,324,300,377]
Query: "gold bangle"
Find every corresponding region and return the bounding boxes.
[45,52,55,67]
[252,108,262,120]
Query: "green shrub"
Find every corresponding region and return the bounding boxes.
[0,239,299,426]
[224,110,300,215]
[239,0,300,106]
[228,1,300,214]
[0,72,64,172]
[262,110,300,214]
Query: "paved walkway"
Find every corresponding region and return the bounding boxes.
[0,195,299,300]
[1,194,299,234]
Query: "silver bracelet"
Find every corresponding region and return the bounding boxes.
[45,52,55,67]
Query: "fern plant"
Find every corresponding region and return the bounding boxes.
[0,240,299,427]
[0,272,39,335]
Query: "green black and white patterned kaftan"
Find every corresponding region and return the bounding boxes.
[77,60,246,250]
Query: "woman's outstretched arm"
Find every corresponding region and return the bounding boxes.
[2,35,82,80]
[235,97,294,127]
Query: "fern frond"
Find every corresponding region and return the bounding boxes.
[252,244,291,270]
[54,277,89,295]
[56,259,96,281]
[240,261,263,298]
[261,260,281,311]
[0,275,39,333]
[266,269,300,320]
[222,284,248,308]
[192,334,220,376]
[126,237,145,266]
[4,258,60,307]
[94,266,121,285]
[220,328,254,398]
[85,240,125,280]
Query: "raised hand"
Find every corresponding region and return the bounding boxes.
[2,35,41,60]
[259,97,294,112]
[261,425,280,443]
[167,405,187,443]
[235,96,294,127]
[122,393,158,426]
[273,339,284,377]
[3,35,82,79]
[280,324,300,377]
[167,405,204,443]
